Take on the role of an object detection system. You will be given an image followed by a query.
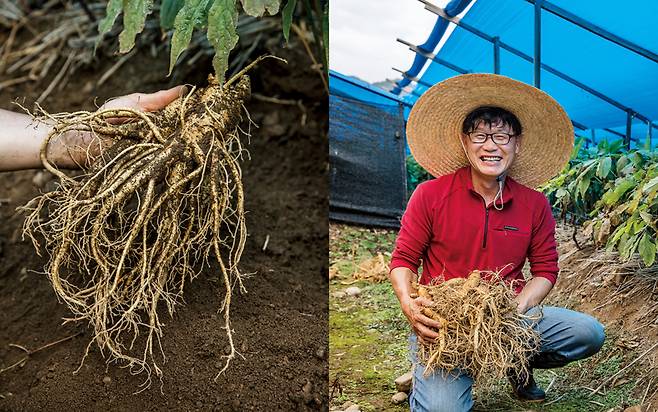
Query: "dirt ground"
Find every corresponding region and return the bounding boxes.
[0,22,328,412]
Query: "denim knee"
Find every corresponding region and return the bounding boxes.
[573,317,605,359]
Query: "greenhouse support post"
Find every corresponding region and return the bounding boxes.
[533,0,542,88]
[493,36,500,74]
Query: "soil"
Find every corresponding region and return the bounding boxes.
[550,223,658,408]
[0,22,328,412]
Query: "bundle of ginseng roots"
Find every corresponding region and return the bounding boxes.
[416,270,542,385]
[21,69,253,389]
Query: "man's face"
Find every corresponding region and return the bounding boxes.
[461,119,520,180]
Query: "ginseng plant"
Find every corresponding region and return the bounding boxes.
[21,54,285,389]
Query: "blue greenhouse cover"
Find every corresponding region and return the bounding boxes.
[396,0,658,147]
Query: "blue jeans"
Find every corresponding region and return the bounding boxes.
[408,306,605,412]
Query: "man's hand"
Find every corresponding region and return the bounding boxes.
[0,86,186,172]
[390,266,443,344]
[403,295,442,344]
[64,85,188,167]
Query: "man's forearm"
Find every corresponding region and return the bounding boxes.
[0,109,51,171]
[515,276,553,313]
[389,267,418,318]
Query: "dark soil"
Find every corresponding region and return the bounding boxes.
[0,26,328,411]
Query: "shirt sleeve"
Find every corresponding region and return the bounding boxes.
[528,194,559,284]
[390,182,433,274]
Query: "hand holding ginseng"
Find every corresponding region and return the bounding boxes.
[404,294,443,344]
[0,87,185,172]
[415,271,542,386]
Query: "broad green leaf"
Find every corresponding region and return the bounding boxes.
[207,0,239,81]
[596,157,612,179]
[578,175,590,199]
[639,232,657,266]
[632,151,644,166]
[643,175,658,194]
[119,0,154,53]
[621,233,640,260]
[96,0,123,50]
[640,210,654,226]
[616,155,629,174]
[160,0,185,29]
[602,178,635,206]
[169,0,212,75]
[608,139,624,154]
[281,0,296,43]
[241,0,280,17]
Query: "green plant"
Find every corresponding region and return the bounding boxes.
[96,0,328,82]
[406,155,431,196]
[541,138,658,266]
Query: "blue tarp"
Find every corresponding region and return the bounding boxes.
[395,0,658,149]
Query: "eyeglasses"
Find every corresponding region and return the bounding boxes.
[467,132,517,145]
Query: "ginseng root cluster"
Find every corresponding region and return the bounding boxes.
[22,72,252,389]
[416,271,541,385]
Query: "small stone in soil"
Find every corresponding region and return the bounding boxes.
[315,348,326,359]
[102,376,111,385]
[345,287,361,297]
[345,404,361,412]
[332,291,347,299]
[394,371,413,393]
[391,391,408,404]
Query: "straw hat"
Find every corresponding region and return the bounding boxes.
[406,73,574,188]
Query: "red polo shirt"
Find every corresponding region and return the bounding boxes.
[390,166,558,293]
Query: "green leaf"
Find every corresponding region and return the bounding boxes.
[608,139,624,154]
[602,178,635,206]
[169,0,212,75]
[281,0,296,43]
[206,0,239,81]
[616,155,629,174]
[160,0,185,29]
[596,157,612,179]
[578,175,590,199]
[639,232,656,266]
[643,175,658,194]
[240,0,280,16]
[96,0,123,50]
[640,210,653,226]
[119,0,154,53]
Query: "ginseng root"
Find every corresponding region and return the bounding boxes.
[20,60,272,390]
[416,270,541,387]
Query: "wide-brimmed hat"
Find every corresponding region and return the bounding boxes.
[406,73,574,188]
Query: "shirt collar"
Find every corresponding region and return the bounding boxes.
[457,166,516,205]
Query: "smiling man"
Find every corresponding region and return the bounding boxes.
[389,74,605,411]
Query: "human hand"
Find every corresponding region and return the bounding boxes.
[403,295,443,344]
[61,85,187,168]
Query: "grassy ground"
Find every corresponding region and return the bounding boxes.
[329,224,644,412]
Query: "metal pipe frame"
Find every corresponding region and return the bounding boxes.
[524,0,658,64]
[392,68,435,89]
[420,0,657,130]
[493,36,500,74]
[533,0,542,88]
[397,38,470,75]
